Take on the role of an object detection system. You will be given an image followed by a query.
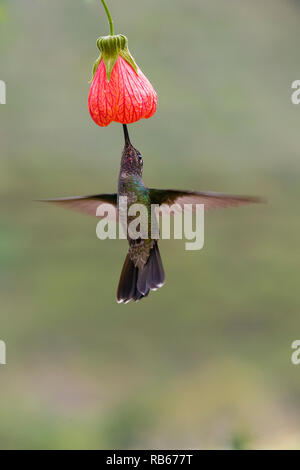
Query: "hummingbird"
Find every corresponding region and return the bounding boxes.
[42,125,261,303]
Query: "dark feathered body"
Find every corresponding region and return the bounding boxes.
[116,126,165,302]
[118,141,154,269]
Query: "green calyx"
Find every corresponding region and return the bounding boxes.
[90,34,138,82]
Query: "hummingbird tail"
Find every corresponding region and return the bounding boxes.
[117,242,165,304]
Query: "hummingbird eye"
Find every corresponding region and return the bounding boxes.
[137,154,143,165]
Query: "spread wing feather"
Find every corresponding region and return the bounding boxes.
[149,189,262,213]
[39,194,118,219]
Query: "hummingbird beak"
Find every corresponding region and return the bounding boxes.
[123,124,131,147]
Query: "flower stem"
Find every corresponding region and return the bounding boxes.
[100,0,114,36]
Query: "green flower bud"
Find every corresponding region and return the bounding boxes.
[91,34,138,82]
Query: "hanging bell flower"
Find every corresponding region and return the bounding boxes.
[88,33,157,127]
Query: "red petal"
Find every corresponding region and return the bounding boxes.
[88,56,157,127]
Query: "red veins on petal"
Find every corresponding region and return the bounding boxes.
[88,56,157,127]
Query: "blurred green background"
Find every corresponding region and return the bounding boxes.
[0,0,300,450]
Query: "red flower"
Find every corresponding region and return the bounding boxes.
[88,35,157,127]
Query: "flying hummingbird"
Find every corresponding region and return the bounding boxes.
[42,125,261,303]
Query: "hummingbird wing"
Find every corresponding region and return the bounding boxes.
[149,189,262,212]
[39,193,118,219]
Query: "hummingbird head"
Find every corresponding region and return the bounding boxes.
[120,124,143,177]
